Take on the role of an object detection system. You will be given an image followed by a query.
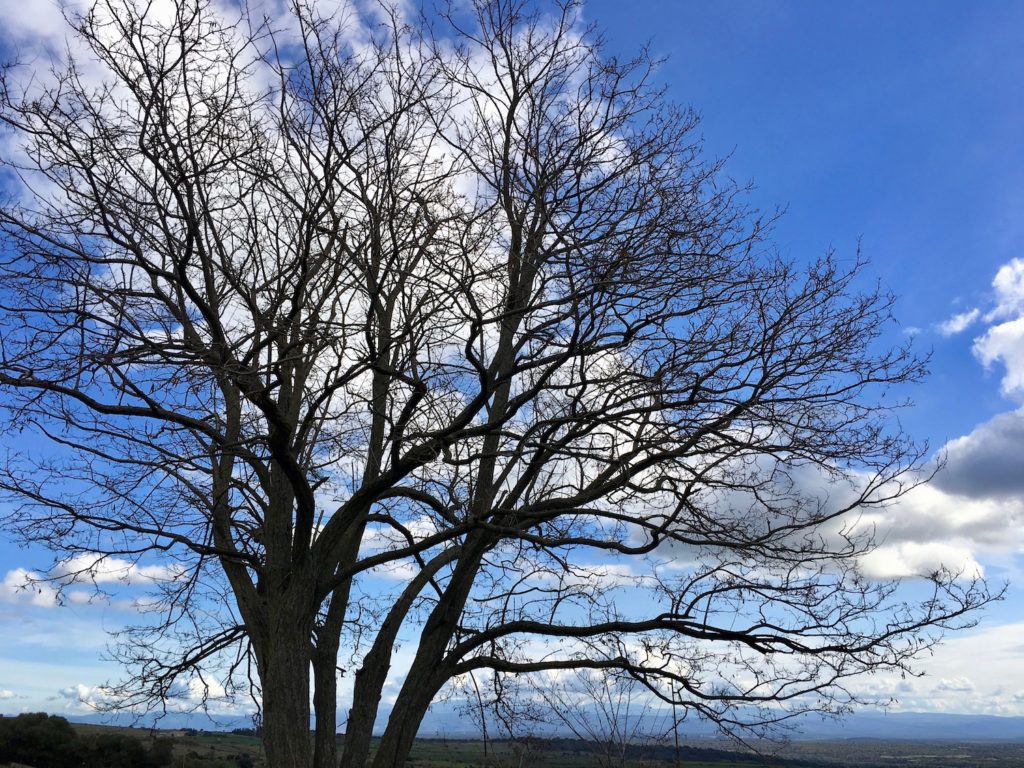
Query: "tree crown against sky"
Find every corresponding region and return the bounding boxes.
[0,1,995,766]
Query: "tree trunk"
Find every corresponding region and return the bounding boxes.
[370,540,488,768]
[340,652,390,768]
[259,620,314,768]
[340,550,461,768]
[369,664,446,768]
[313,630,341,768]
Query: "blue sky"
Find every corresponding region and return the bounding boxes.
[2,0,1024,724]
[579,0,1024,715]
[587,0,1024,440]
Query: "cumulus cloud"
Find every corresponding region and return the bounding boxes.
[868,258,1024,579]
[933,409,1024,498]
[646,434,1022,581]
[55,683,120,712]
[972,258,1024,398]
[859,541,984,580]
[0,553,183,610]
[0,568,58,607]
[865,482,1024,553]
[0,690,16,700]
[937,308,980,337]
[843,406,1024,580]
[53,677,242,715]
[987,258,1024,321]
[974,319,1024,397]
[58,683,100,703]
[49,553,183,586]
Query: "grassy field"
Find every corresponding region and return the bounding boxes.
[18,725,793,768]
[403,737,791,768]
[743,737,1024,768]
[5,721,1024,768]
[67,722,261,767]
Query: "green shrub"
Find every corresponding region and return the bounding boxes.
[0,712,80,768]
[0,713,174,768]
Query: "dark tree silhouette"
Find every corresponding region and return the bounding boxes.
[0,713,173,768]
[0,1,993,766]
[0,713,81,768]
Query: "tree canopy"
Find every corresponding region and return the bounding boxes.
[0,1,992,767]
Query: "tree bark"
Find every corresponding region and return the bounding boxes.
[340,549,460,768]
[312,641,340,768]
[370,539,489,768]
[370,663,447,768]
[257,614,314,768]
[313,594,346,768]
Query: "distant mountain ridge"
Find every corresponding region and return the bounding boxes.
[58,708,1024,742]
[788,710,1024,741]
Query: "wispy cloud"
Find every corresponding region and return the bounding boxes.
[937,308,980,337]
[0,552,184,609]
[857,621,1024,715]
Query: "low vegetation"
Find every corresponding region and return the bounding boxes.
[0,713,173,768]
[2,715,1023,768]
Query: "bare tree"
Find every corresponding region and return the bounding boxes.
[535,667,673,768]
[0,1,994,767]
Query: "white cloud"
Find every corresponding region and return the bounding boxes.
[971,258,1024,398]
[974,317,1024,398]
[0,568,58,607]
[859,620,1024,715]
[937,308,980,336]
[987,258,1024,321]
[0,689,15,700]
[842,407,1024,580]
[49,553,183,586]
[67,590,94,605]
[59,683,100,703]
[934,676,976,693]
[859,541,984,580]
[864,482,1024,554]
[933,408,1024,498]
[0,0,79,50]
[55,683,120,712]
[0,553,184,610]
[51,675,246,715]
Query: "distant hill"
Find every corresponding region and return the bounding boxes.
[787,710,1024,741]
[62,707,1024,742]
[67,711,256,732]
[415,704,1024,742]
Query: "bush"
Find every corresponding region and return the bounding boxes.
[0,713,80,768]
[82,731,151,767]
[0,713,174,768]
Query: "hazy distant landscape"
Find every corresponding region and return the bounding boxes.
[4,715,1024,768]
[60,707,1024,743]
